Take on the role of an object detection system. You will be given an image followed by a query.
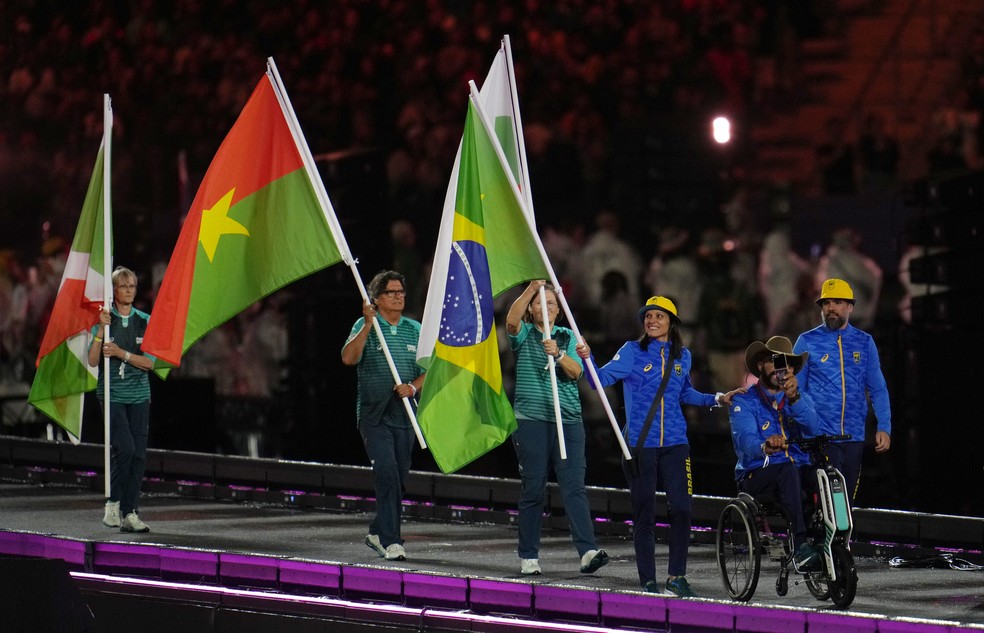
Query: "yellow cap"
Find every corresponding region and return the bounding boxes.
[638,296,680,323]
[816,278,856,305]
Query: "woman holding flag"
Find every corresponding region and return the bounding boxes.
[87,266,156,533]
[578,296,744,597]
[505,280,608,577]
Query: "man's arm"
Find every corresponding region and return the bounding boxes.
[341,302,375,366]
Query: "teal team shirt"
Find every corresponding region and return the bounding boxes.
[345,316,423,429]
[509,321,583,424]
[89,306,154,404]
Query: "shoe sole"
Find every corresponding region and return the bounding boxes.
[520,569,541,575]
[580,552,610,574]
[385,554,407,561]
[103,521,121,528]
[120,526,150,533]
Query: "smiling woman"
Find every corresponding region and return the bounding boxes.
[578,294,745,596]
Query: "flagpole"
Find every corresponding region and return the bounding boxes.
[502,35,534,214]
[266,58,426,449]
[102,94,113,498]
[536,291,567,460]
[498,37,566,457]
[468,82,631,461]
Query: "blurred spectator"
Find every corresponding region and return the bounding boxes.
[815,227,882,330]
[574,209,643,312]
[644,226,701,346]
[696,227,764,404]
[758,224,810,333]
[390,219,424,319]
[773,271,820,340]
[929,88,980,171]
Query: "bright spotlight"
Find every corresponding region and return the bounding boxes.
[711,116,731,144]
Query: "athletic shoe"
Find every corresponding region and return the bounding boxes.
[665,576,696,598]
[119,512,150,533]
[103,501,121,528]
[384,543,407,561]
[642,579,661,593]
[793,542,821,572]
[579,549,610,574]
[365,534,386,558]
[520,558,542,575]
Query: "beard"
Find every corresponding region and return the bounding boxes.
[824,313,846,329]
[761,372,781,391]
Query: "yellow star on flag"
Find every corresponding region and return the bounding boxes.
[199,188,250,262]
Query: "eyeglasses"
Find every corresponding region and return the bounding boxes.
[379,289,406,297]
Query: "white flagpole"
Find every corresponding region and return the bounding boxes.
[503,35,534,214]
[536,291,566,459]
[469,82,631,460]
[265,58,426,448]
[102,94,113,498]
[497,37,565,457]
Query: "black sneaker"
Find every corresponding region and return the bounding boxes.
[793,542,821,572]
[579,549,610,574]
[665,576,697,598]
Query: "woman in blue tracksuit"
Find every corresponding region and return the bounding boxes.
[578,296,743,597]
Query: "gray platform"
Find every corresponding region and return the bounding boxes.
[1,482,982,630]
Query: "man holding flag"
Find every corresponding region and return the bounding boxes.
[342,270,425,562]
[87,266,155,533]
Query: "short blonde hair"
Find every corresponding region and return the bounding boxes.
[112,266,137,287]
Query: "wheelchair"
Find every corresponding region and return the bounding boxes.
[715,434,858,609]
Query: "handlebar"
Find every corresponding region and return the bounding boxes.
[788,434,852,464]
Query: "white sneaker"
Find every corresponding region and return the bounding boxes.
[384,543,407,561]
[103,501,121,528]
[365,534,386,557]
[520,558,542,575]
[120,512,150,533]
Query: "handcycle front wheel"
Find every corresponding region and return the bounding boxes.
[828,542,858,609]
[715,499,761,601]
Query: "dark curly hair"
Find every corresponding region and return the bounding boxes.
[367,269,407,301]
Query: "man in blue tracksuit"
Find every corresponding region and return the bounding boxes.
[729,336,821,570]
[793,278,891,503]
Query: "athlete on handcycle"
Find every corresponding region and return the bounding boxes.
[727,336,821,571]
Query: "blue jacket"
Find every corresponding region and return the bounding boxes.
[592,340,716,448]
[729,384,819,481]
[793,323,891,440]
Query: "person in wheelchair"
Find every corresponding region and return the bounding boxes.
[728,336,822,572]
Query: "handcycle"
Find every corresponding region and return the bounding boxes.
[715,433,858,609]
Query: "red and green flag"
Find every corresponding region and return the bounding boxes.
[142,69,345,365]
[28,138,110,440]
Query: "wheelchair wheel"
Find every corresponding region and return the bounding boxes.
[828,543,857,609]
[805,574,830,601]
[716,499,761,601]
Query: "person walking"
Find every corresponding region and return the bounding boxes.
[342,270,425,561]
[88,266,156,533]
[505,280,609,577]
[578,296,743,596]
[793,278,891,503]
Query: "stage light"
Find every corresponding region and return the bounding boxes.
[711,116,731,144]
